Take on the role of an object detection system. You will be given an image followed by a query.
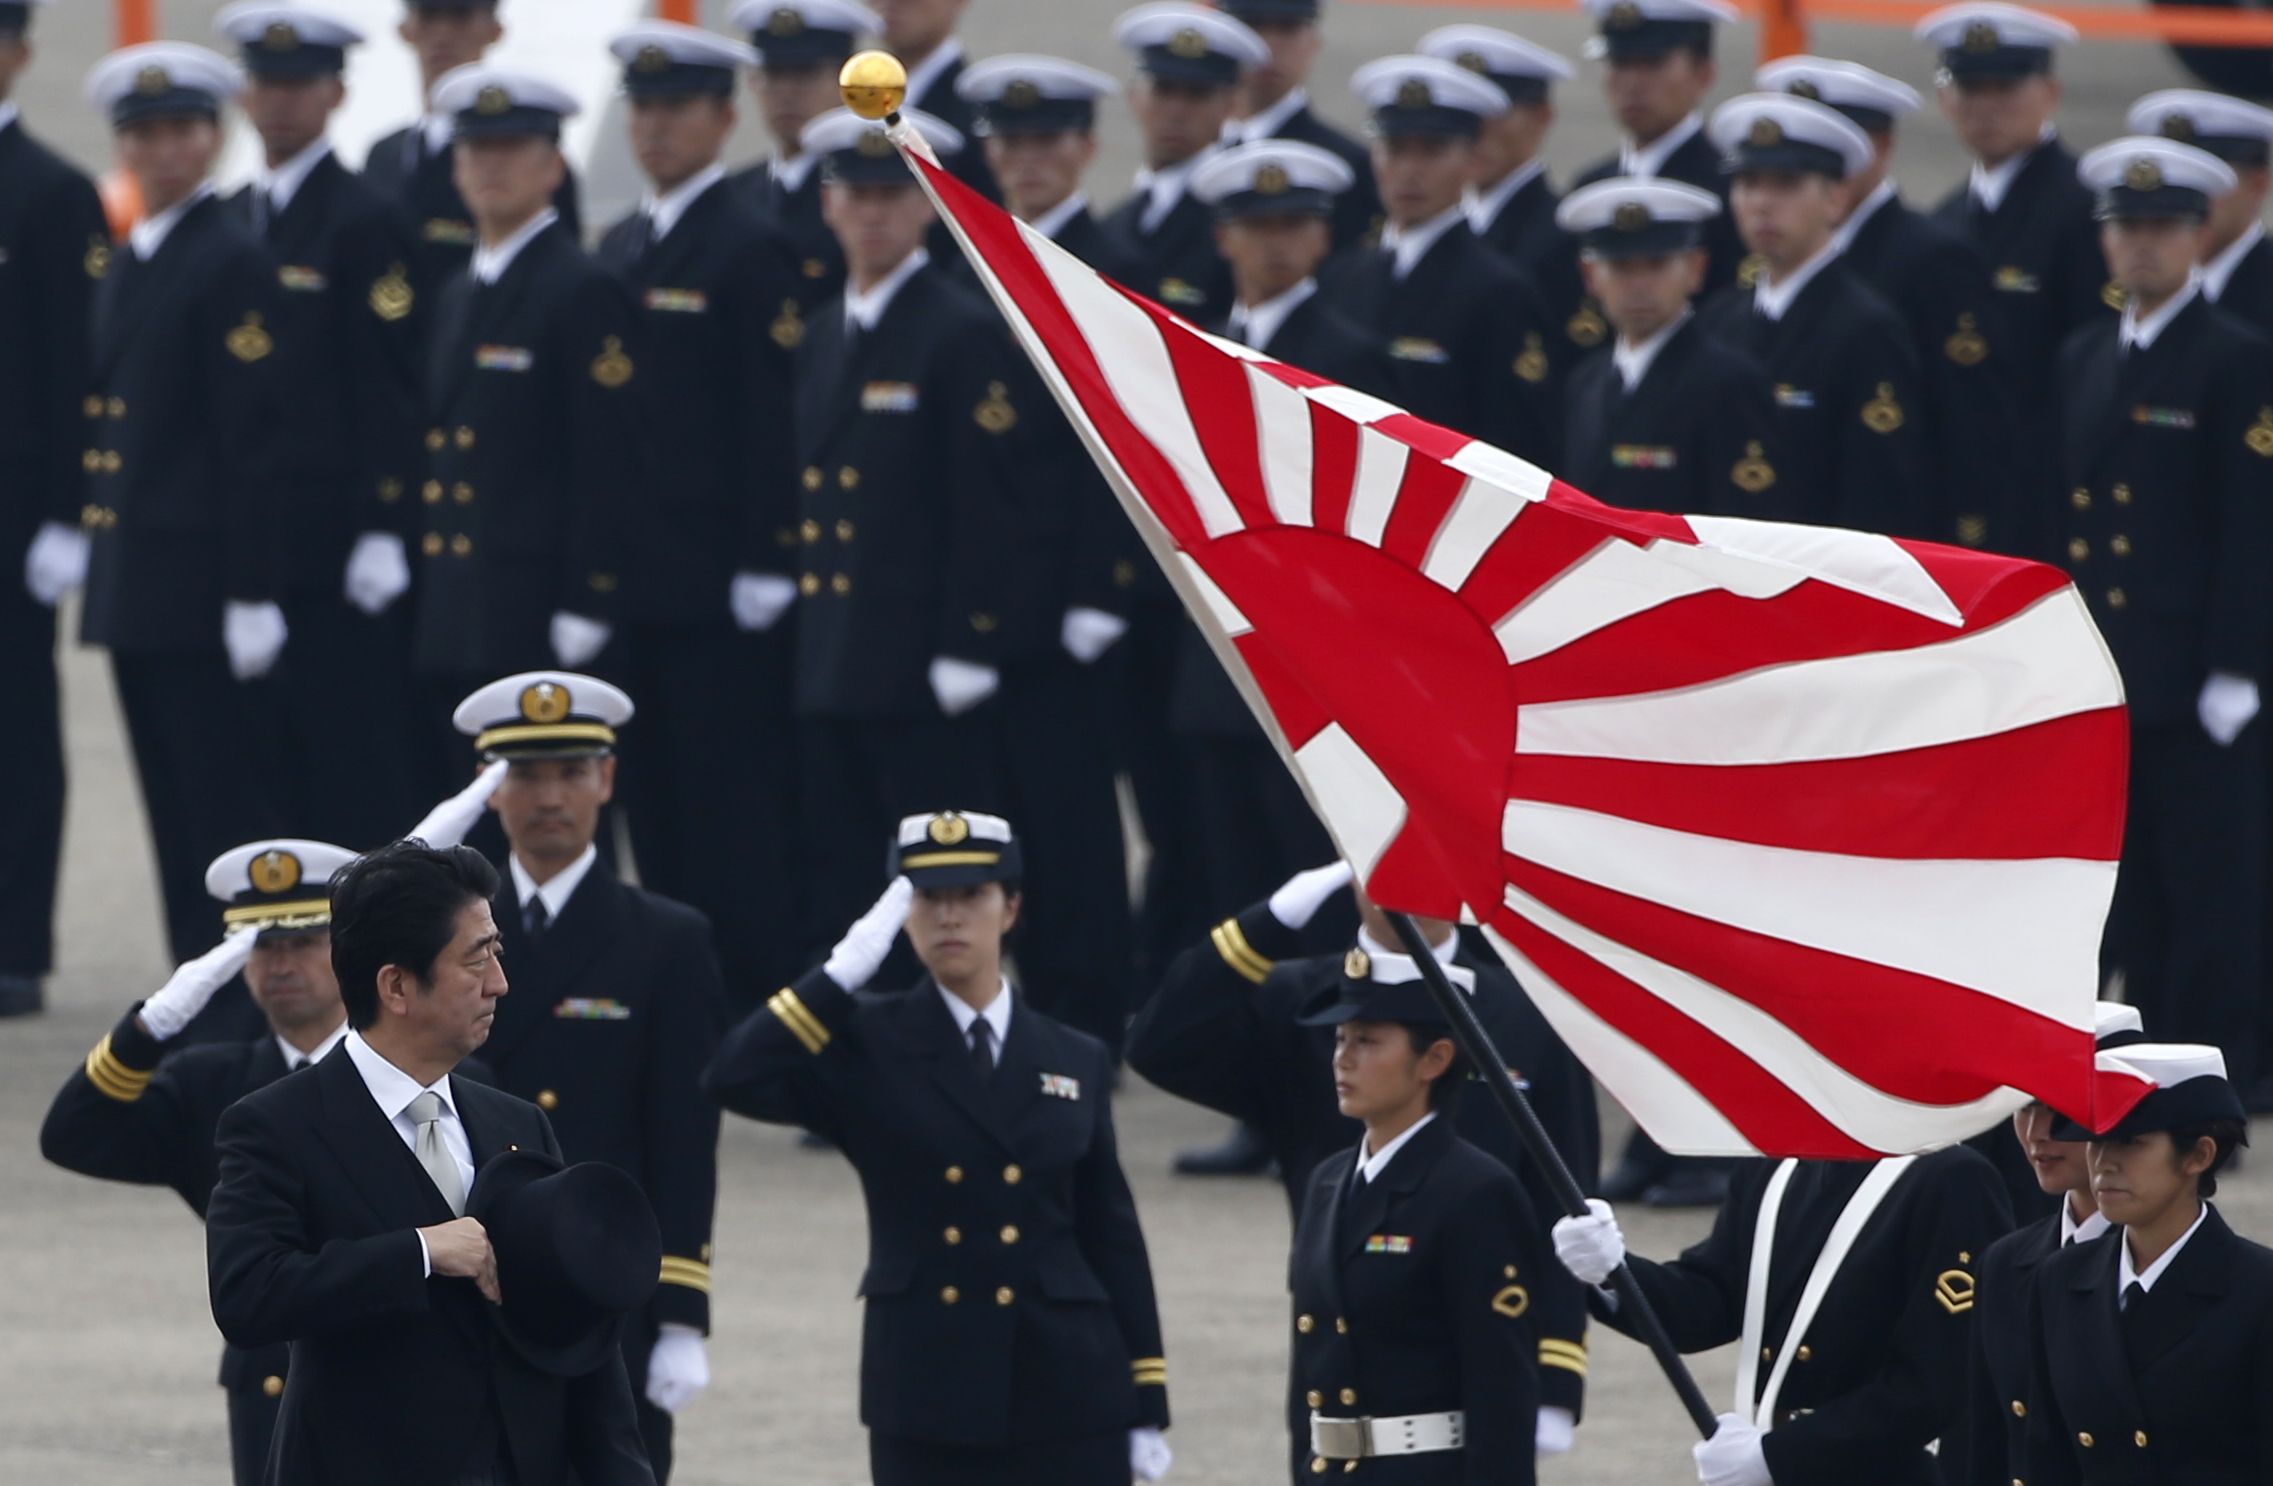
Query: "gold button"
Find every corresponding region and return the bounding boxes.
[799,573,821,596]
[422,480,443,503]
[1504,1266,1517,1278]
[1335,1317,1348,1335]
[1003,1164,1022,1185]
[2110,535,2131,557]
[454,426,475,449]
[1311,1460,1328,1476]
[2078,1432,2093,1448]
[1343,1465,1356,1477]
[802,466,823,490]
[107,397,126,418]
[1338,1388,1356,1406]
[830,573,851,595]
[262,1375,284,1398]
[800,519,821,543]
[82,449,100,471]
[1297,1314,1315,1334]
[838,466,860,490]
[2112,483,2132,505]
[999,1225,1019,1245]
[422,533,444,556]
[2068,538,2089,561]
[1760,1346,1774,1362]
[2107,588,2127,610]
[971,612,998,633]
[84,396,103,418]
[1796,1345,1812,1362]
[2071,486,2090,509]
[1306,1390,1322,1408]
[101,451,121,473]
[536,1089,558,1110]
[426,428,445,451]
[2011,1400,2026,1418]
[836,519,856,541]
[995,1286,1014,1306]
[450,534,472,557]
[2134,1431,2147,1448]
[940,1286,959,1304]
[944,1226,961,1245]
[944,1165,963,1184]
[453,482,474,504]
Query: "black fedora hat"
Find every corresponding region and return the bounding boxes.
[468,1149,661,1377]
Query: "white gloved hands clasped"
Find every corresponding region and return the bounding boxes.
[343,531,411,616]
[928,656,999,717]
[1129,1426,1173,1482]
[550,611,613,668]
[138,928,259,1040]
[1061,606,1129,664]
[223,601,289,681]
[2198,672,2261,746]
[1551,1198,1626,1287]
[822,876,913,991]
[24,522,90,606]
[644,1325,710,1415]
[1536,1405,1576,1457]
[1268,861,1355,931]
[730,572,797,633]
[406,759,510,850]
[1693,1413,1771,1486]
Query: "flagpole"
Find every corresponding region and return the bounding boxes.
[1383,909,1718,1439]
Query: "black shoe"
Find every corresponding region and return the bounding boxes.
[1642,1166,1733,1209]
[1174,1123,1273,1177]
[1598,1158,1664,1203]
[2245,1076,2273,1115]
[0,975,43,1019]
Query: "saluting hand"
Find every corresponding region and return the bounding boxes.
[135,926,260,1041]
[405,758,510,850]
[1268,861,1355,930]
[421,1216,501,1304]
[822,876,914,991]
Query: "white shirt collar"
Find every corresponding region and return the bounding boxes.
[1382,201,1468,280]
[1354,923,1459,968]
[2203,221,2265,304]
[772,149,818,194]
[1831,178,1899,255]
[276,1018,351,1072]
[1465,158,1546,234]
[844,245,930,332]
[342,1029,459,1124]
[470,206,558,285]
[2119,1201,2211,1296]
[1357,1110,1438,1184]
[1969,124,2056,213]
[1228,86,1309,146]
[129,183,214,261]
[1620,111,1703,180]
[259,137,332,214]
[902,37,964,112]
[422,112,454,156]
[936,978,1013,1048]
[1134,146,1217,235]
[1753,236,1844,322]
[643,162,726,243]
[2060,1195,2112,1247]
[510,843,598,923]
[1227,276,1316,353]
[1027,191,1091,240]
[0,103,22,135]
[1614,307,1692,393]
[2120,271,2201,353]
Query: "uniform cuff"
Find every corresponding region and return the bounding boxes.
[1209,905,1303,985]
[764,970,853,1055]
[1131,1356,1170,1429]
[656,1253,714,1333]
[1538,1338,1588,1418]
[82,1007,167,1102]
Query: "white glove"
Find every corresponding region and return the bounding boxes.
[1061,606,1129,664]
[24,521,90,605]
[1693,1413,1771,1486]
[730,571,797,633]
[223,600,289,681]
[137,928,259,1040]
[1129,1426,1173,1482]
[1268,861,1355,930]
[1536,1405,1576,1457]
[1552,1198,1626,1287]
[550,610,613,668]
[928,656,1000,717]
[644,1324,710,1415]
[822,876,914,991]
[406,759,510,849]
[343,531,411,616]
[2198,671,2261,746]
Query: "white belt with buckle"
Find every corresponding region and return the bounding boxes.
[1309,1410,1465,1459]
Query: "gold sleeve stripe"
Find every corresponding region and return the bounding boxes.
[1209,920,1272,985]
[84,1036,153,1103]
[1130,1356,1168,1385]
[767,989,830,1055]
[1539,1341,1589,1377]
[659,1257,714,1293]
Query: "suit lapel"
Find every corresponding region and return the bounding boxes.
[313,1046,459,1230]
[2072,1231,2151,1417]
[898,984,1018,1154]
[988,994,1048,1131]
[437,222,558,411]
[1338,1115,1451,1262]
[96,196,217,377]
[2127,1208,2232,1374]
[486,869,622,1062]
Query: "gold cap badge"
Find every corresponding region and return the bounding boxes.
[1961,20,1999,52]
[520,681,573,724]
[249,850,303,895]
[1787,79,1820,100]
[135,65,172,96]
[1344,947,1371,980]
[928,812,971,846]
[2123,158,2164,191]
[1395,78,1433,108]
[1747,116,1785,147]
[1606,1,1642,29]
[1167,26,1209,59]
[1612,201,1650,231]
[474,85,512,116]
[1002,78,1040,108]
[263,21,300,50]
[634,44,670,73]
[1455,50,1487,74]
[1254,162,1290,194]
[768,6,804,36]
[2159,114,2196,142]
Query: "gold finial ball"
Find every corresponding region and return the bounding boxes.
[840,50,907,121]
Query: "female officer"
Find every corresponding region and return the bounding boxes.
[702,810,1173,1485]
[1287,947,1544,1483]
[2025,1043,2273,1484]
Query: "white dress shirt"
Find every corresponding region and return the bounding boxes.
[2120,272,2201,354]
[0,102,19,136]
[129,183,215,261]
[1357,1111,1439,1184]
[1969,125,2056,214]
[1754,238,1844,322]
[276,1019,352,1073]
[2119,1201,2211,1302]
[1465,159,1546,235]
[903,37,965,114]
[1620,112,1704,179]
[2060,1195,2111,1247]
[936,978,1013,1051]
[1227,277,1316,353]
[511,843,598,925]
[258,137,333,216]
[1225,86,1309,146]
[343,1032,476,1275]
[844,246,930,333]
[1613,308,1692,393]
[470,206,559,285]
[421,112,454,158]
[1830,178,1899,256]
[642,162,726,244]
[2203,221,2265,305]
[1133,148,1217,235]
[771,149,817,194]
[1027,192,1091,240]
[1381,202,1467,281]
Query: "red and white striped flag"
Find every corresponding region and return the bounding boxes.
[887,125,2152,1156]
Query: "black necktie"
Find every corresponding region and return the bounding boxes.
[524,895,550,940]
[968,1018,994,1080]
[2119,1280,2151,1366]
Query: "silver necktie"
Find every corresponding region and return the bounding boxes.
[406,1090,466,1217]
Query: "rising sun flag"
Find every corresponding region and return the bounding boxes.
[854,89,2153,1158]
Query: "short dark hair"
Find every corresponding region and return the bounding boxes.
[2171,1118,2249,1199]
[1401,1024,1471,1111]
[330,841,500,1030]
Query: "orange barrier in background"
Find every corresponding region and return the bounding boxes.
[658,0,698,20]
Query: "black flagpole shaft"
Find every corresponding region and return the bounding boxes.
[1383,910,1718,1439]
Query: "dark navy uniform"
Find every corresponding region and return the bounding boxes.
[1130,897,1597,1425]
[1102,171,1235,327]
[0,99,105,991]
[1959,1207,2105,1486]
[1598,1148,2014,1484]
[360,116,580,322]
[1571,131,1740,293]
[725,0,872,323]
[1563,314,1781,518]
[735,152,840,323]
[2209,228,2273,338]
[906,43,999,210]
[704,970,1169,1481]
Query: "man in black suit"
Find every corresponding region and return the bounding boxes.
[216,4,426,849]
[597,23,803,1004]
[790,106,1024,966]
[206,839,655,1486]
[1696,94,1932,537]
[452,671,727,1482]
[410,67,642,712]
[728,0,878,322]
[0,0,106,1018]
[361,0,579,312]
[1216,0,1379,250]
[44,838,356,1485]
[1570,0,1743,292]
[2056,137,2273,1096]
[78,42,290,966]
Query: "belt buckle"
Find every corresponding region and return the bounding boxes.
[1311,1415,1371,1460]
